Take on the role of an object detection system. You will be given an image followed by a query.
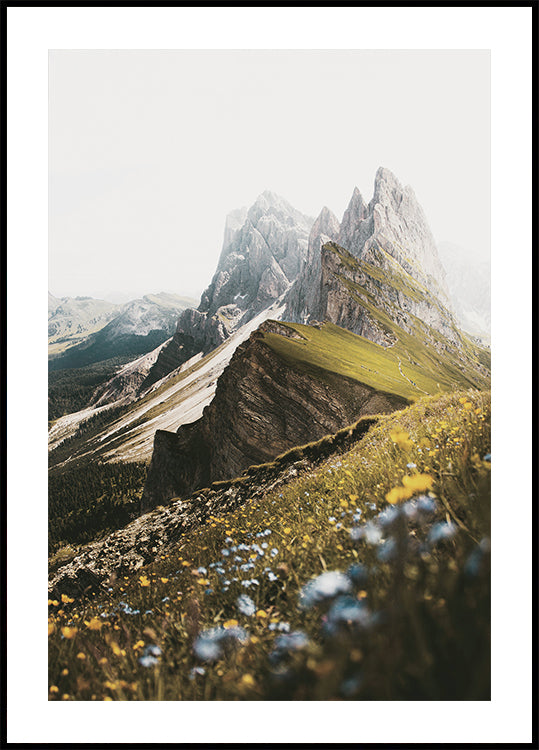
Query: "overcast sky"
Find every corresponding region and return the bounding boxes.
[49,50,490,302]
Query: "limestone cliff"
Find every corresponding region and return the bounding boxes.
[142,192,313,389]
[141,320,407,509]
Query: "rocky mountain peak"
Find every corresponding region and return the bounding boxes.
[142,193,313,389]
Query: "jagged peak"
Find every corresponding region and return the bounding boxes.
[312,205,340,232]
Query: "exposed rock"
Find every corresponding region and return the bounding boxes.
[143,192,313,389]
[285,167,452,329]
[48,414,379,601]
[141,320,406,510]
[284,206,340,323]
[318,241,463,349]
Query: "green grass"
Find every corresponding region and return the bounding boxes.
[263,320,487,402]
[48,390,490,701]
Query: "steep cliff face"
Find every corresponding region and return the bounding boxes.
[143,192,313,389]
[285,167,451,330]
[283,206,340,324]
[142,320,407,509]
[318,242,463,350]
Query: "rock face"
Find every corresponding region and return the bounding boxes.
[141,320,406,509]
[283,206,340,324]
[285,167,451,327]
[317,241,463,350]
[143,192,313,389]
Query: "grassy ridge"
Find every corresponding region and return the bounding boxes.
[48,390,490,701]
[264,320,488,402]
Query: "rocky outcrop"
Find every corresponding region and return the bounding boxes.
[341,168,450,302]
[141,320,406,510]
[285,167,452,330]
[142,192,313,390]
[49,413,380,600]
[283,206,340,323]
[318,242,463,349]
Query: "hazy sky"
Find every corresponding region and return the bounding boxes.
[49,50,490,302]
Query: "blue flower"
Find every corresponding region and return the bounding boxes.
[376,538,397,562]
[299,571,352,609]
[346,563,368,587]
[483,453,491,462]
[376,505,401,528]
[193,625,248,662]
[464,537,490,577]
[270,548,279,557]
[236,594,256,616]
[269,630,309,664]
[189,666,206,679]
[428,521,458,545]
[196,567,207,575]
[139,654,159,668]
[274,631,309,651]
[364,521,383,545]
[144,644,161,657]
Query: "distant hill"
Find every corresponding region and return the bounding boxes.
[48,292,196,371]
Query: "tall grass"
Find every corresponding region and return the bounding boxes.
[48,390,490,701]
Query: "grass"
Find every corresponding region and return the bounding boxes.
[48,389,490,701]
[263,320,488,403]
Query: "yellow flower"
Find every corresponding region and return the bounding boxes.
[283,527,292,534]
[84,618,103,631]
[61,594,74,604]
[61,668,69,676]
[133,640,145,651]
[160,577,169,584]
[256,610,268,619]
[241,674,256,687]
[385,486,413,505]
[463,402,473,410]
[402,473,434,493]
[48,622,56,636]
[61,626,78,639]
[49,685,59,693]
[459,396,467,404]
[349,494,359,502]
[197,578,210,586]
[110,641,122,656]
[139,575,150,587]
[103,696,113,701]
[76,652,86,660]
[390,430,413,450]
[223,619,239,629]
[98,657,108,666]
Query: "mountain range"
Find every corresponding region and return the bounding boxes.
[47,166,492,704]
[49,167,490,518]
